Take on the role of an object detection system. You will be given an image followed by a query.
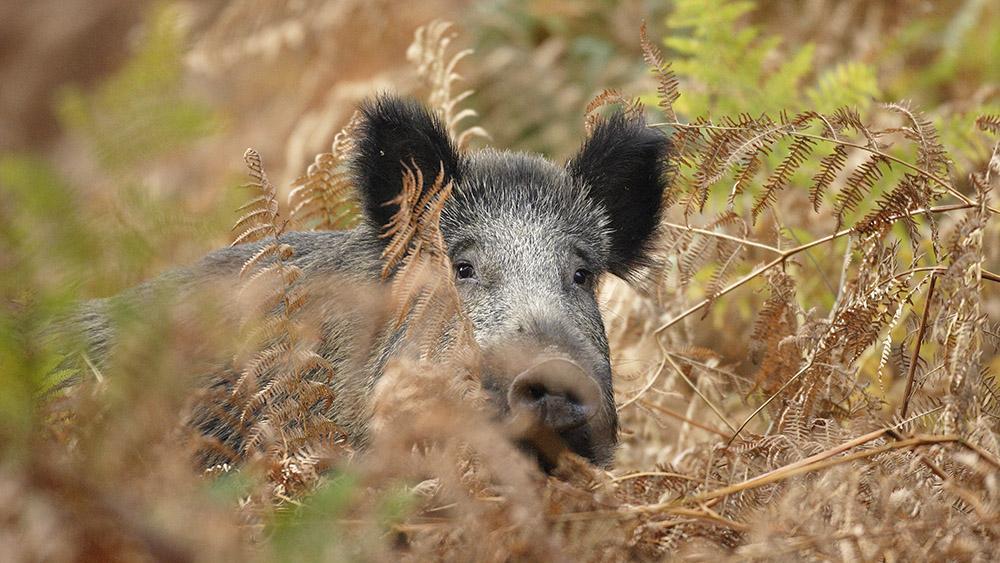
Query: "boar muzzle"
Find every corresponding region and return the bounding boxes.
[507,357,601,433]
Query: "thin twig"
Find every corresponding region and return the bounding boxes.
[725,358,816,447]
[654,203,973,335]
[604,470,709,485]
[829,235,853,319]
[616,355,666,411]
[773,205,837,297]
[875,266,946,287]
[638,398,732,439]
[958,438,1000,470]
[81,352,105,384]
[635,434,961,510]
[748,407,942,485]
[659,507,750,531]
[662,346,738,433]
[557,506,747,531]
[900,274,938,417]
[669,352,753,384]
[662,221,782,254]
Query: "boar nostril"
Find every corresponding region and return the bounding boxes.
[507,358,602,433]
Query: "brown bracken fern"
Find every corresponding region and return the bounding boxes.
[29,17,999,562]
[408,20,489,149]
[378,161,478,367]
[596,28,1000,555]
[639,21,680,123]
[288,112,361,230]
[231,149,342,466]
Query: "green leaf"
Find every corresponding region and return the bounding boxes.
[807,61,881,113]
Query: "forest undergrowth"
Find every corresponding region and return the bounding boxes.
[2,3,998,561]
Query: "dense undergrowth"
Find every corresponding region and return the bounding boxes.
[1,1,998,560]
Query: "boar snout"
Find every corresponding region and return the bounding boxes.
[507,357,601,433]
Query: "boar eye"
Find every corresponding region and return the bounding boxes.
[455,262,476,280]
[573,268,591,285]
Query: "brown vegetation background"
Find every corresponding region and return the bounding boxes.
[1,0,998,560]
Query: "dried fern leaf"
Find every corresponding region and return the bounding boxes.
[408,20,489,148]
[835,154,890,229]
[690,128,736,212]
[830,106,876,144]
[584,88,643,133]
[855,173,926,237]
[809,144,848,212]
[690,114,769,213]
[379,162,425,278]
[678,234,712,287]
[240,243,286,278]
[885,101,949,178]
[728,151,765,207]
[232,148,280,246]
[235,194,272,213]
[289,112,361,230]
[233,207,278,233]
[751,135,817,222]
[639,21,679,122]
[975,114,999,135]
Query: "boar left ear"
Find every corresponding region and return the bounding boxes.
[353,94,462,231]
[568,113,671,278]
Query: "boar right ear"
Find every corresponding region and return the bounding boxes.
[353,95,462,230]
[568,112,671,279]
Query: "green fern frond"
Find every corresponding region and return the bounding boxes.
[807,62,881,114]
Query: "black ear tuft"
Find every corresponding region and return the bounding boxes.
[568,113,671,278]
[353,95,462,230]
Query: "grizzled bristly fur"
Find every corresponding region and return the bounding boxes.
[353,95,463,231]
[568,113,671,278]
[353,95,672,281]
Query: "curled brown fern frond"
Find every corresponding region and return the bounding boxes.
[240,242,293,280]
[829,239,906,365]
[639,21,679,123]
[584,88,644,134]
[688,118,746,214]
[728,150,766,207]
[722,116,787,205]
[885,101,949,178]
[229,148,343,464]
[372,157,484,443]
[677,233,712,288]
[232,148,280,247]
[703,241,747,313]
[976,114,1000,135]
[687,114,788,215]
[288,112,361,230]
[376,160,479,370]
[379,161,451,281]
[829,106,877,145]
[408,20,489,148]
[380,163,454,328]
[748,269,800,394]
[926,144,995,433]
